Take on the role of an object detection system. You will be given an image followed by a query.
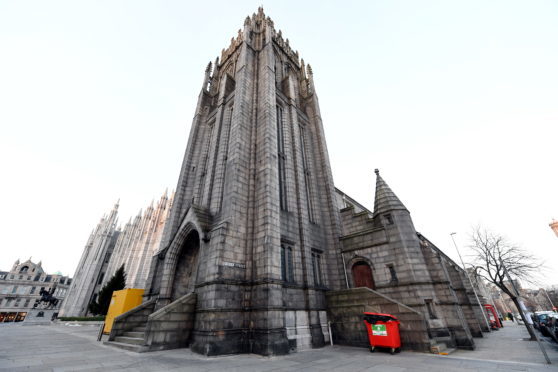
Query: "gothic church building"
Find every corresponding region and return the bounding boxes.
[102,9,488,356]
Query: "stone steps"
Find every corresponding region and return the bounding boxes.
[123,331,144,338]
[430,342,456,355]
[104,326,147,352]
[103,341,149,353]
[115,336,145,345]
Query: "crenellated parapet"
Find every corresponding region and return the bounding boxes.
[272,30,300,68]
[219,29,243,66]
[203,6,315,97]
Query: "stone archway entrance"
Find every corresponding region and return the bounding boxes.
[352,261,375,289]
[171,230,200,301]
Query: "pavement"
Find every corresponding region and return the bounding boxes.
[0,320,557,371]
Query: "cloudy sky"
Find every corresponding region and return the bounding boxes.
[1,1,557,287]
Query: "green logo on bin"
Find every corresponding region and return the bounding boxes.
[372,324,387,336]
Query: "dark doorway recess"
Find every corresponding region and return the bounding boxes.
[171,230,200,300]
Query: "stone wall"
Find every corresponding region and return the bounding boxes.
[145,293,196,351]
[326,288,431,352]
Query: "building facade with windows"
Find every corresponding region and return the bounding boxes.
[0,258,71,322]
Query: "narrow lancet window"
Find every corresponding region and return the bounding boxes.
[300,126,315,222]
[312,250,323,286]
[281,244,294,282]
[276,106,288,210]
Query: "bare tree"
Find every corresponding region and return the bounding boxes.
[469,227,542,341]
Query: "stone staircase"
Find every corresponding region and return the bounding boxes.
[105,293,197,353]
[109,325,150,352]
[430,341,456,355]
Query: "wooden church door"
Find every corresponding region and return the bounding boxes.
[352,261,375,289]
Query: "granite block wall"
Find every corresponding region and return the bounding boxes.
[326,288,431,352]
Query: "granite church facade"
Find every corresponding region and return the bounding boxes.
[100,9,490,356]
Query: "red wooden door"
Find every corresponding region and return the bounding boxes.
[352,262,375,289]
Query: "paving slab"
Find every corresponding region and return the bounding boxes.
[0,321,557,371]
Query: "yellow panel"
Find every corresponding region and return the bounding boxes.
[103,288,144,334]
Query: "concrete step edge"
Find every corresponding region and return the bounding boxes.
[114,336,146,345]
[103,341,149,353]
[123,331,145,338]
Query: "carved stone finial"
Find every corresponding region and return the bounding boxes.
[205,61,212,73]
[374,169,380,175]
[307,64,313,75]
[266,16,274,27]
[244,16,251,26]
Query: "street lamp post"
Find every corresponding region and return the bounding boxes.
[450,232,492,332]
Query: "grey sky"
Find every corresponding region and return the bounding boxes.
[1,1,557,287]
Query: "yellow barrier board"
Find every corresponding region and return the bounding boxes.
[103,288,144,334]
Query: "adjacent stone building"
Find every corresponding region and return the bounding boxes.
[104,191,174,289]
[105,8,489,356]
[0,259,71,322]
[331,174,485,350]
[60,202,120,317]
[60,191,173,317]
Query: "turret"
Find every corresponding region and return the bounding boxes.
[373,169,409,221]
[372,169,430,284]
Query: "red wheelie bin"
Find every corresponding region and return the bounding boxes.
[363,312,401,354]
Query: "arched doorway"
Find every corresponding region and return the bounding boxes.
[171,230,200,300]
[352,261,375,289]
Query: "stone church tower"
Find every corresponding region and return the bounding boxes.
[143,7,345,355]
[104,8,488,356]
